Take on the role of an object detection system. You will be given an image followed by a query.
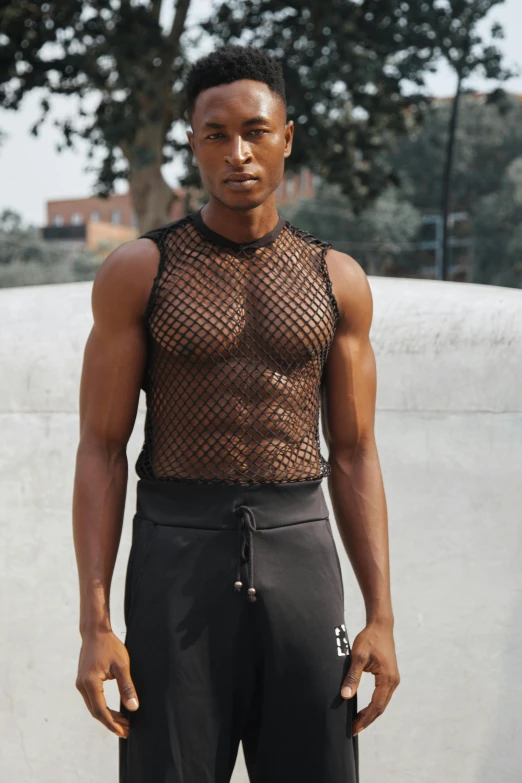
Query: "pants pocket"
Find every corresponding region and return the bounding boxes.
[124,514,160,630]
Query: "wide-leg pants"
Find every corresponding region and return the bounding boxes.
[119,477,359,782]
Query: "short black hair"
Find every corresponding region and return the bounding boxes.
[185,44,286,121]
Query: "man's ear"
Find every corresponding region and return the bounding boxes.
[186,129,196,158]
[283,120,294,158]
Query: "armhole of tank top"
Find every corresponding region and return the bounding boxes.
[140,229,168,325]
[319,240,340,332]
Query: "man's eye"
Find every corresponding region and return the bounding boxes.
[207,133,224,140]
[249,129,267,136]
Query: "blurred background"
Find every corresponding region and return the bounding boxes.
[1,0,522,288]
[1,3,522,783]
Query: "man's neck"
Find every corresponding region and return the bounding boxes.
[200,197,280,245]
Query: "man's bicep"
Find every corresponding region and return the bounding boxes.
[78,322,146,451]
[321,250,377,457]
[321,330,377,455]
[78,240,157,451]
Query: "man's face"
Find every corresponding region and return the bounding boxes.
[187,79,294,211]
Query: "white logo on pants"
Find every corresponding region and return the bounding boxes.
[334,624,350,656]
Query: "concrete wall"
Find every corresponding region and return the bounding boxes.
[1,278,521,782]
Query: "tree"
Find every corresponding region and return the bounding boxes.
[387,92,522,285]
[0,0,193,232]
[0,0,439,232]
[0,1,512,233]
[204,1,513,232]
[418,0,516,280]
[202,0,438,212]
[472,156,522,288]
[285,183,422,277]
[389,92,522,212]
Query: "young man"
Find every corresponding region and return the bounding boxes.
[73,44,399,782]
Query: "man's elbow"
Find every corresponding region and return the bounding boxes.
[328,437,375,469]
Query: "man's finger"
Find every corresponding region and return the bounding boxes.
[109,708,130,739]
[341,650,368,699]
[111,660,140,711]
[83,676,127,737]
[76,676,96,717]
[352,679,393,735]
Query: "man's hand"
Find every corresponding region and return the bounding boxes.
[341,620,400,736]
[76,629,139,739]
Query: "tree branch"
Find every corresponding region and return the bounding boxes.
[151,0,163,24]
[167,0,191,52]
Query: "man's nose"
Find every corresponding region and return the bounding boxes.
[224,136,251,167]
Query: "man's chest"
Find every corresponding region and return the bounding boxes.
[148,255,336,364]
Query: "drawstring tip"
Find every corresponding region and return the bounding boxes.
[247,587,257,602]
[234,580,243,592]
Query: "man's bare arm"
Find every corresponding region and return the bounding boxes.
[72,238,158,738]
[321,248,400,735]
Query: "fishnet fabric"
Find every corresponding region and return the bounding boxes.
[134,210,340,484]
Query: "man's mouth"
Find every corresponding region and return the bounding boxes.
[224,175,259,190]
[224,173,258,182]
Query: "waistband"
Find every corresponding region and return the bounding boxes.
[135,476,328,530]
[135,477,329,604]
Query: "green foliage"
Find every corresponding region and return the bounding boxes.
[0,209,56,266]
[389,93,522,211]
[0,1,513,228]
[0,0,192,196]
[0,209,98,287]
[284,183,422,276]
[472,156,522,287]
[421,0,514,82]
[383,93,522,286]
[202,0,513,212]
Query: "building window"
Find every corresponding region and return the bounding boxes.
[52,215,64,227]
[70,212,83,225]
[90,211,100,222]
[111,210,121,225]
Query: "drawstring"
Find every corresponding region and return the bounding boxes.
[233,505,257,602]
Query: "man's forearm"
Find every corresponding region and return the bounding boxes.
[72,440,128,636]
[327,439,393,626]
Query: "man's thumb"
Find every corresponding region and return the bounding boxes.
[114,663,139,710]
[341,655,365,699]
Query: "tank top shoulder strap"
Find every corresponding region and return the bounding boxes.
[139,215,191,249]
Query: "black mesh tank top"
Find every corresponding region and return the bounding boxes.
[134,208,340,485]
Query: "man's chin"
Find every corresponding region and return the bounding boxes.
[212,189,268,212]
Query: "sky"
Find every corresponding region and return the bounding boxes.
[1,0,521,226]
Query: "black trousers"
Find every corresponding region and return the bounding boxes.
[119,477,359,783]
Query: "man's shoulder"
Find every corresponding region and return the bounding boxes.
[91,236,162,322]
[324,247,372,330]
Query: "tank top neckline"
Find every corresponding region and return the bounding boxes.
[189,207,286,251]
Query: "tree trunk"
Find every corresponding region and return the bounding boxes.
[441,72,462,281]
[128,163,175,234]
[122,122,176,234]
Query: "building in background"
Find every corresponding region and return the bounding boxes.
[42,190,187,254]
[41,166,316,256]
